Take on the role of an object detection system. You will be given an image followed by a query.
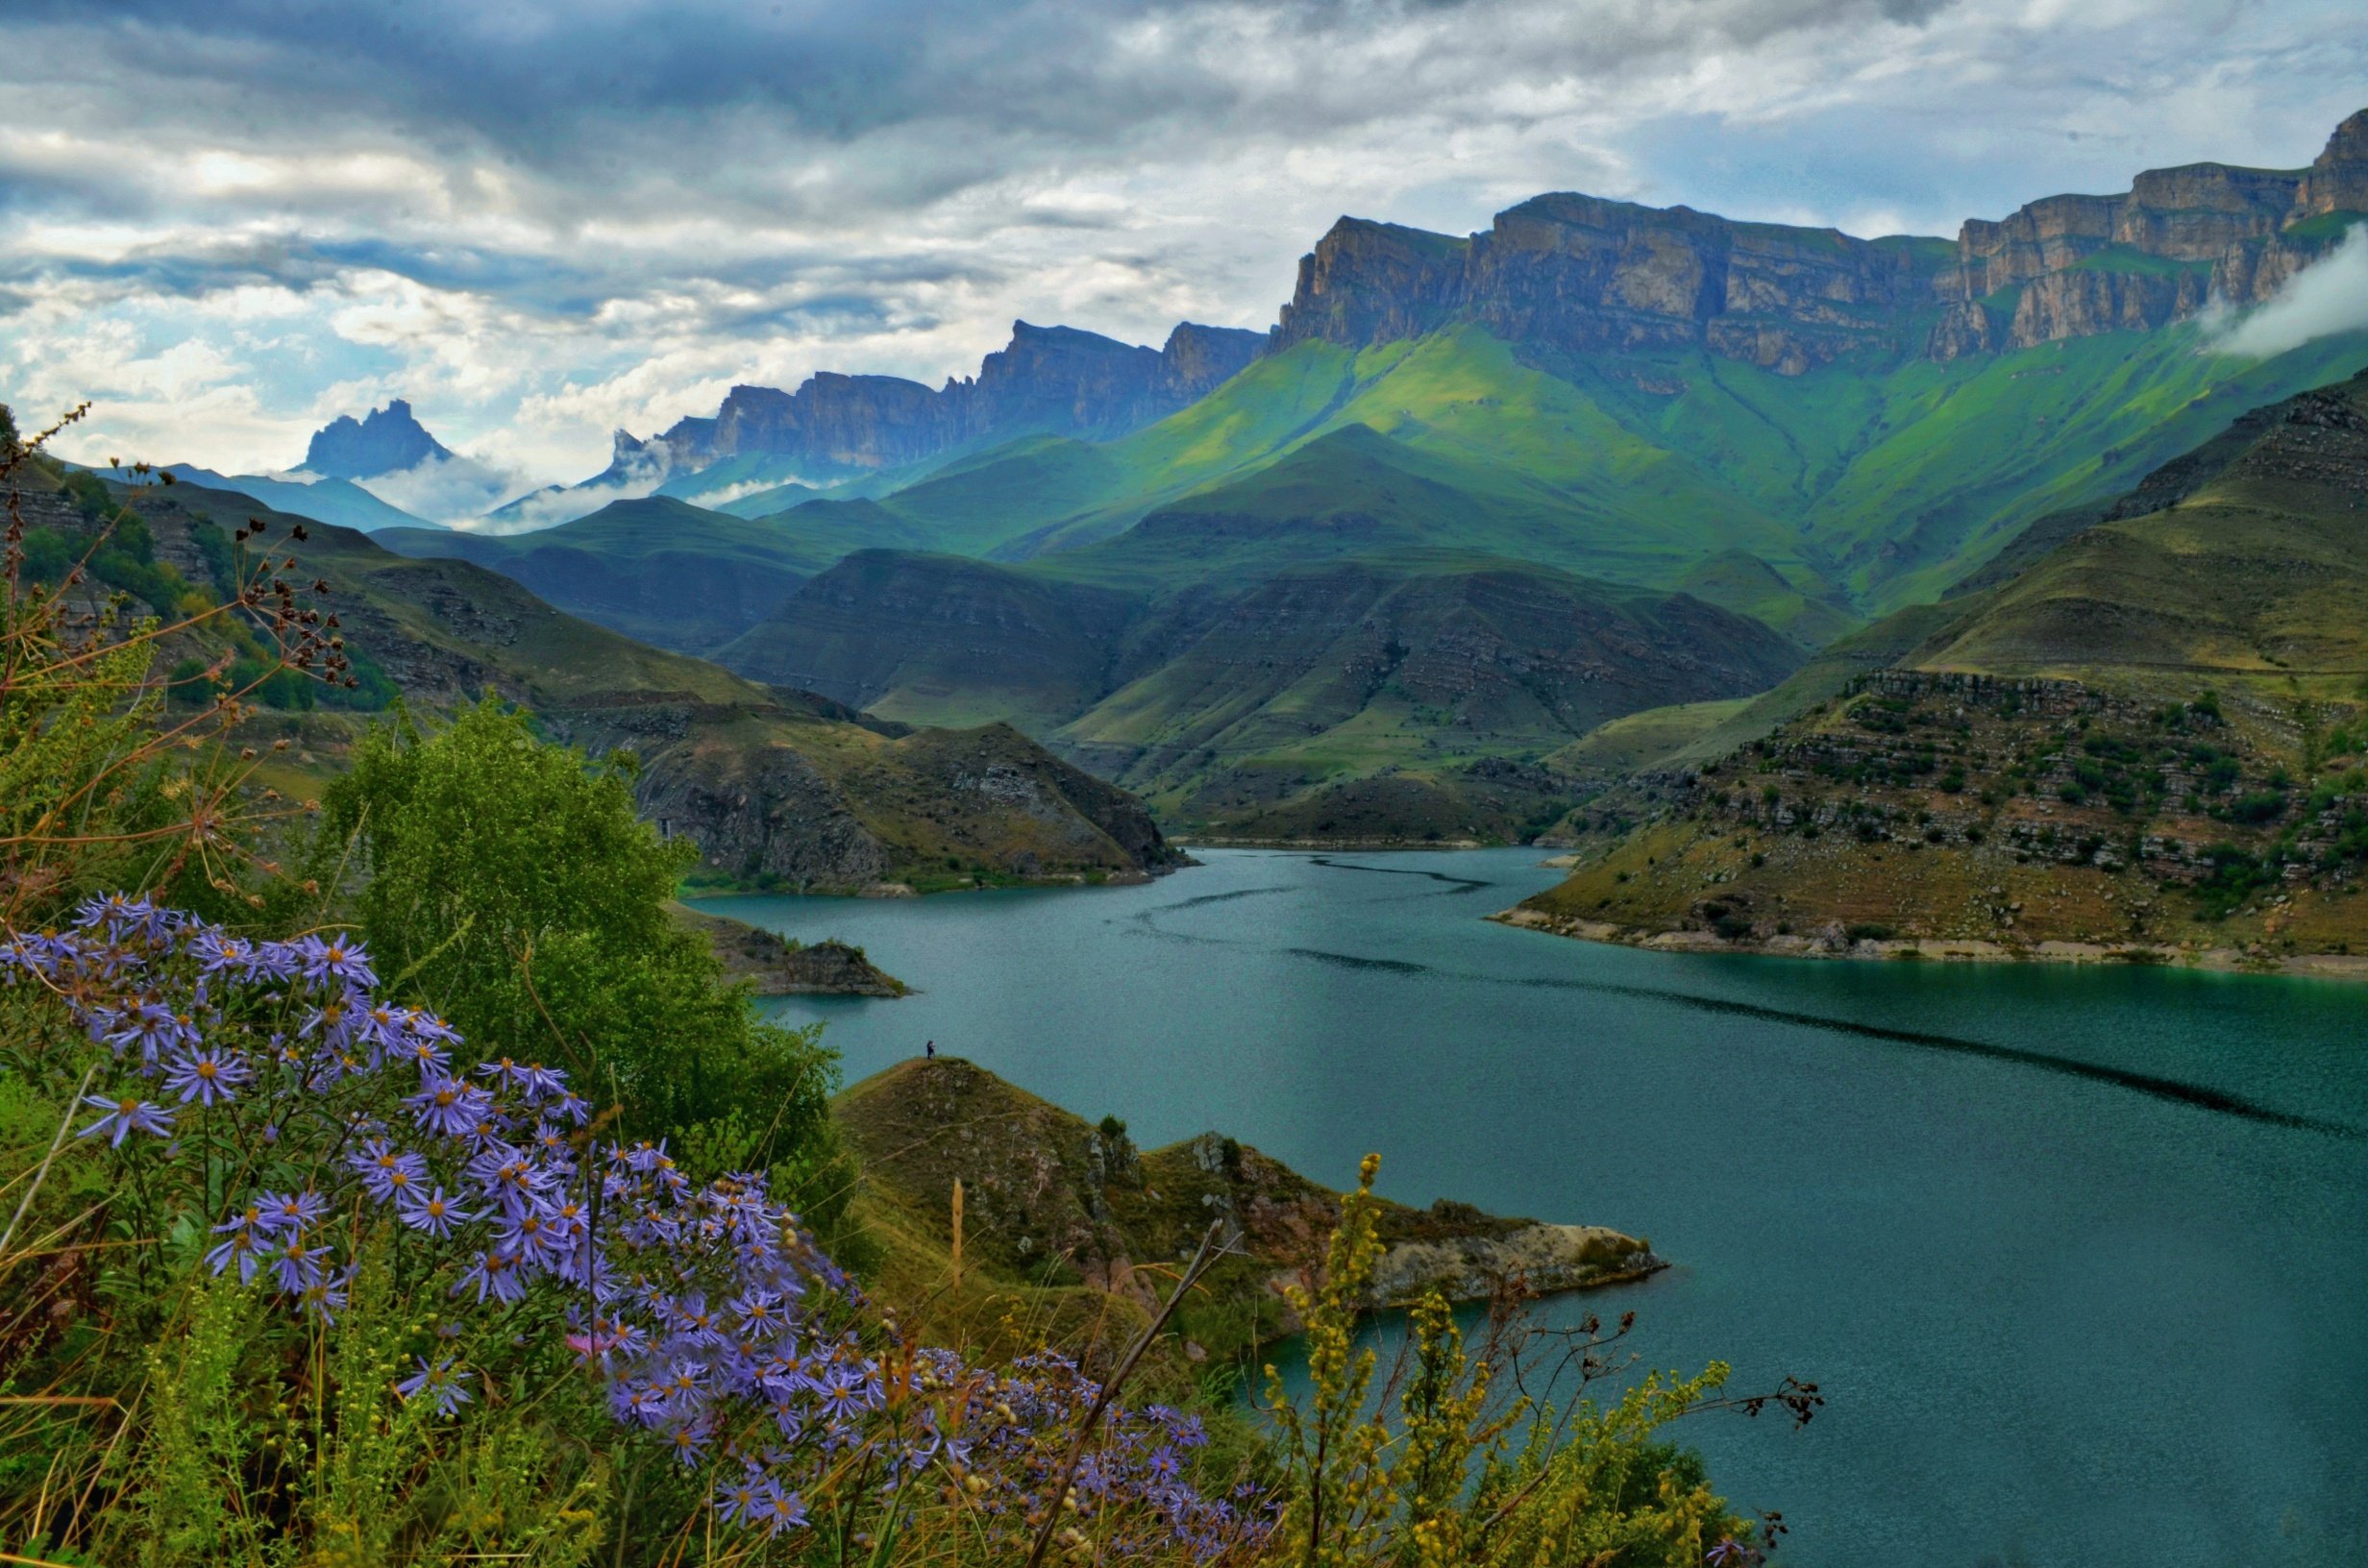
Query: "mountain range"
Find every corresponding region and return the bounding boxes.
[268,109,2368,842]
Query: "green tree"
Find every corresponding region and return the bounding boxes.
[310,699,845,1208]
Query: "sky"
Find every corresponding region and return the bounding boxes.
[1,0,2363,502]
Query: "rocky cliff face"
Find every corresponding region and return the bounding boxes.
[2297,109,2368,217]
[632,318,1260,483]
[1272,201,1939,374]
[1271,110,2367,372]
[1937,111,2368,351]
[302,400,453,478]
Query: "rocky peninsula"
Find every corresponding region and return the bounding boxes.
[675,905,909,996]
[832,1058,1664,1369]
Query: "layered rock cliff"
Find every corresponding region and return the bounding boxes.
[1272,203,1942,374]
[623,318,1261,483]
[1270,109,2368,373]
[1936,110,2368,353]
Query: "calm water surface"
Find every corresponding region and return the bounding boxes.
[692,847,2368,1567]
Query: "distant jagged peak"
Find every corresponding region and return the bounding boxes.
[301,397,454,479]
[620,313,1263,478]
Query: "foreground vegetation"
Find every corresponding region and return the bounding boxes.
[0,406,1794,1563]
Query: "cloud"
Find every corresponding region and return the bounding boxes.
[2207,225,2368,359]
[0,0,2360,483]
[350,452,540,526]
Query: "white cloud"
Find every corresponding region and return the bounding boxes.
[352,452,540,525]
[2207,225,2368,360]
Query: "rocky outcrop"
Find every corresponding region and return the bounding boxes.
[1272,219,1469,349]
[1363,1223,1664,1311]
[629,318,1261,483]
[2294,108,2368,219]
[629,732,895,891]
[302,400,453,478]
[675,906,910,995]
[1158,321,1266,399]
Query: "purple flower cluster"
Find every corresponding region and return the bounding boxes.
[1,895,1270,1559]
[928,1350,1265,1560]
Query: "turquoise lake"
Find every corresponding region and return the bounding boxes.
[692,846,2368,1567]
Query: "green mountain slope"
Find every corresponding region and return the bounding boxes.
[717,549,1141,730]
[78,478,1183,893]
[1056,557,1803,834]
[1673,551,1860,649]
[377,496,932,653]
[880,322,2368,608]
[1515,368,2368,966]
[716,520,1803,839]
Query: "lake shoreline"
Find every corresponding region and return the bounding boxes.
[1489,904,2368,982]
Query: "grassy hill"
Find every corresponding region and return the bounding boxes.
[59,475,1186,894]
[1514,368,2368,968]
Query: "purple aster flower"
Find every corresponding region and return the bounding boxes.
[298,998,359,1048]
[105,1001,197,1064]
[493,1208,566,1270]
[669,1292,724,1348]
[452,1248,527,1306]
[78,1093,174,1146]
[395,1185,474,1238]
[815,1364,875,1424]
[205,1213,266,1283]
[270,1235,331,1295]
[254,1188,330,1238]
[299,1265,353,1323]
[395,1032,453,1074]
[716,1466,774,1529]
[662,1420,713,1469]
[348,1137,431,1202]
[728,1288,788,1338]
[406,1069,492,1139]
[296,934,377,991]
[753,1483,808,1537]
[395,1357,474,1417]
[161,1046,253,1106]
[190,929,258,977]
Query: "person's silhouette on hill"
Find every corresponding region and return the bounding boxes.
[925,1040,935,1060]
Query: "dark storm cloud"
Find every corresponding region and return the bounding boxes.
[1,0,1965,214]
